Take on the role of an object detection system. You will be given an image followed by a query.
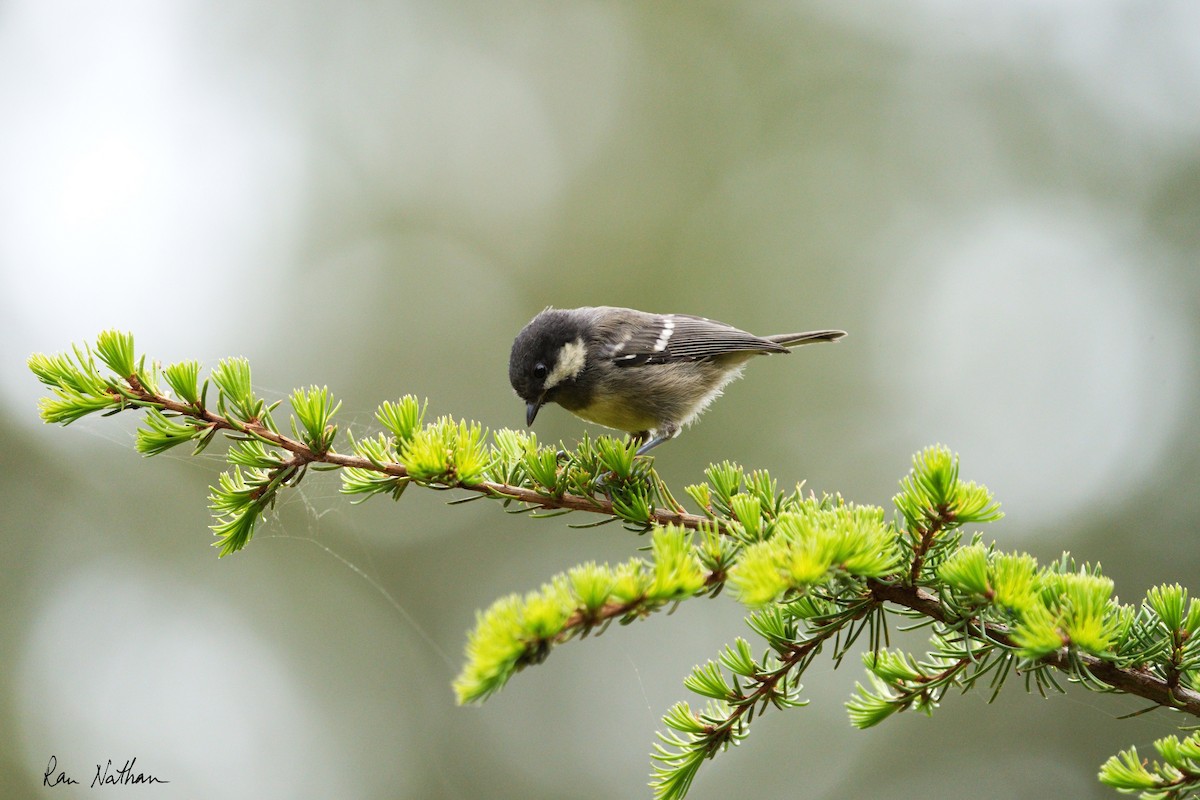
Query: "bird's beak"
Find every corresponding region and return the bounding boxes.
[525,398,543,427]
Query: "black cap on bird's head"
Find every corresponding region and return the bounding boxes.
[509,308,589,426]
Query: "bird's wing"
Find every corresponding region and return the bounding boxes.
[609,314,786,366]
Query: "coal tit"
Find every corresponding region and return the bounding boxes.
[509,306,845,455]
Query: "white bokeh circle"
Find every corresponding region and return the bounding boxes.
[873,201,1193,528]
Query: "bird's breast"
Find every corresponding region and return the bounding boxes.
[562,392,659,434]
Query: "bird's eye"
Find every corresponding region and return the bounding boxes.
[533,362,548,380]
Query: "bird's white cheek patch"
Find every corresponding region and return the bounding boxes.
[545,338,586,389]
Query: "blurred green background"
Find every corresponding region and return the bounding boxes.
[3,2,1199,798]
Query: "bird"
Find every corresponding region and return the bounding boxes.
[508,306,845,455]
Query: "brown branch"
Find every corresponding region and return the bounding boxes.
[908,505,952,584]
[707,620,841,743]
[120,375,1200,721]
[123,375,710,528]
[555,572,727,648]
[869,581,1200,718]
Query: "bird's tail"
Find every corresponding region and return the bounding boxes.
[766,330,847,348]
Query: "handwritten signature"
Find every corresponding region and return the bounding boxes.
[44,755,169,788]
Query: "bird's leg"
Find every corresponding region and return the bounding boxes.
[633,425,685,513]
[634,436,668,456]
[634,423,678,457]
